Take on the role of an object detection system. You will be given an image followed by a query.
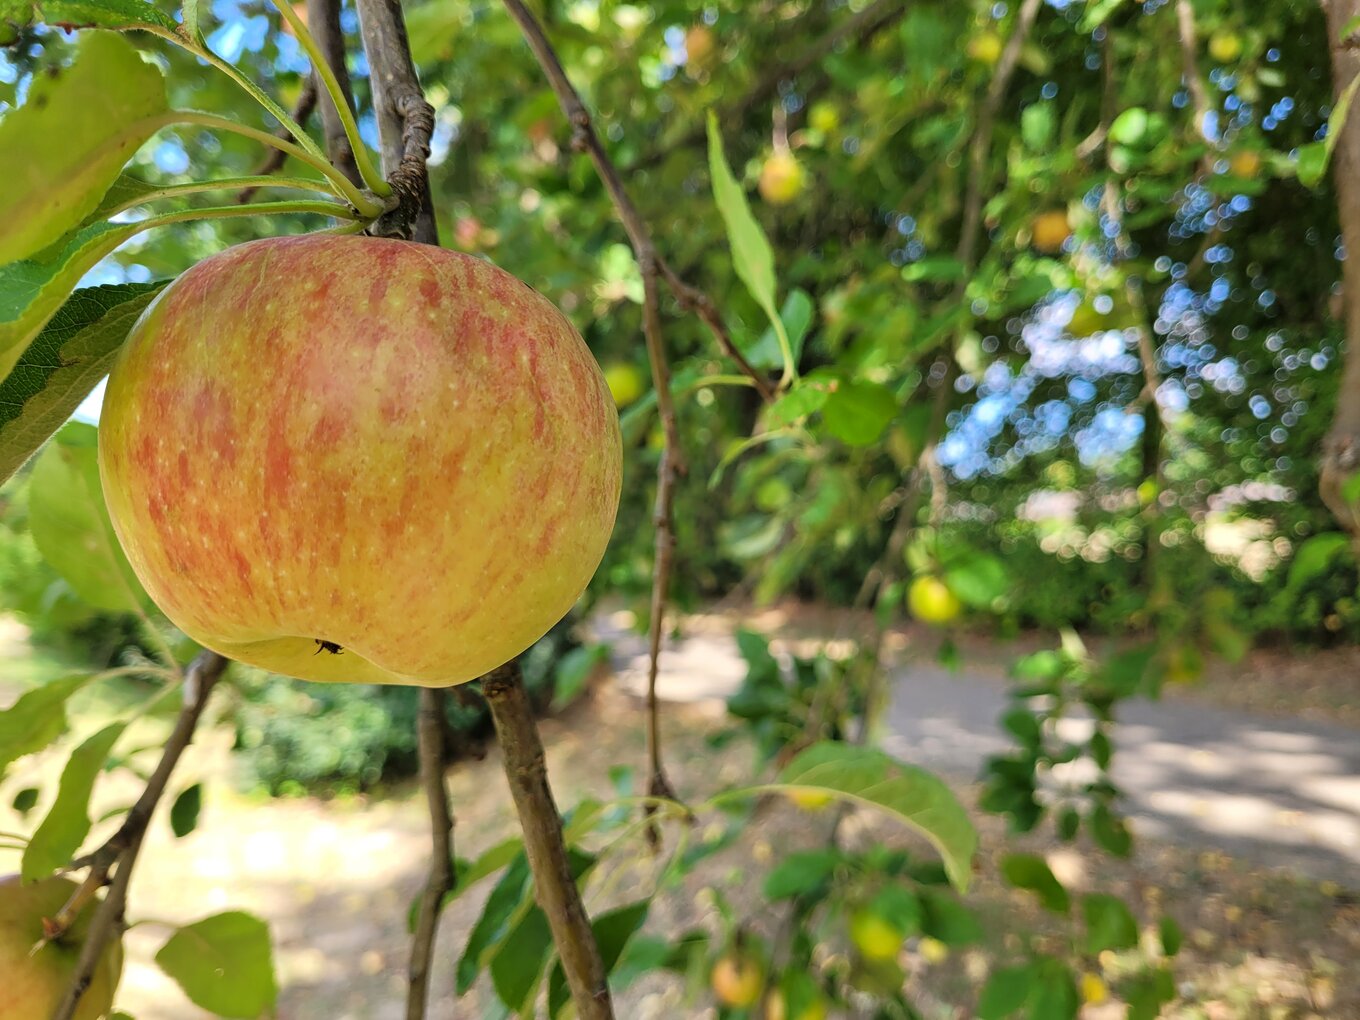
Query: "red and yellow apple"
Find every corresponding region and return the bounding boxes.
[0,875,122,1020]
[99,235,622,687]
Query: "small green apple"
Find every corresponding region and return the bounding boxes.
[908,576,962,626]
[603,362,646,407]
[758,153,806,206]
[1208,29,1242,63]
[99,235,622,687]
[0,875,122,1020]
[849,909,905,962]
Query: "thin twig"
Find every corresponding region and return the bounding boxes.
[354,0,437,241]
[499,0,774,402]
[1174,0,1214,143]
[53,652,226,1020]
[306,0,361,184]
[237,78,318,203]
[482,663,614,1020]
[407,688,455,1020]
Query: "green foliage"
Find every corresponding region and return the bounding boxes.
[22,719,124,880]
[154,911,278,1018]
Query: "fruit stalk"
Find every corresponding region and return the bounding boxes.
[482,663,614,1019]
[53,652,226,1020]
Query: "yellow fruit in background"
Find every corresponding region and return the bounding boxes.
[808,101,840,135]
[1081,972,1110,1005]
[0,875,123,1020]
[759,153,806,206]
[849,911,905,962]
[918,936,949,964]
[712,951,764,1007]
[787,789,834,812]
[907,576,962,626]
[1031,209,1071,254]
[1208,30,1242,63]
[765,989,830,1020]
[1229,150,1262,179]
[967,31,1004,65]
[685,25,716,67]
[604,362,646,407]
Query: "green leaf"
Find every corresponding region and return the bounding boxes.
[706,112,790,378]
[457,852,533,992]
[943,553,1010,610]
[1344,13,1360,41]
[450,837,524,901]
[1028,958,1079,1020]
[551,643,609,711]
[1,0,179,30]
[760,742,977,891]
[1297,72,1360,188]
[764,380,830,428]
[763,849,840,900]
[29,421,148,612]
[919,887,983,945]
[901,256,966,283]
[0,282,164,485]
[1158,915,1183,957]
[821,380,897,446]
[978,964,1033,1019]
[547,901,650,1017]
[155,912,278,1018]
[1082,893,1139,954]
[490,906,552,1013]
[0,673,95,777]
[1287,532,1351,589]
[1091,803,1132,857]
[0,217,146,382]
[0,31,167,265]
[1000,854,1069,914]
[1125,966,1176,1020]
[1108,107,1150,146]
[170,783,201,838]
[181,0,203,43]
[1080,0,1125,31]
[22,720,125,881]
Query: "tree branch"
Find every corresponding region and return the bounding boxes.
[1174,0,1214,143]
[407,688,455,1020]
[53,652,226,1020]
[306,0,362,184]
[354,0,437,241]
[499,0,774,402]
[482,662,613,1020]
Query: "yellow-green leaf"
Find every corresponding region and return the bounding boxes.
[0,30,167,264]
[21,720,126,880]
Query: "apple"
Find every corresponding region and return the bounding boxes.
[1030,209,1071,254]
[711,950,764,1007]
[685,25,716,68]
[1208,29,1242,63]
[907,576,962,626]
[967,31,1004,65]
[603,362,646,407]
[1229,149,1262,179]
[0,875,122,1020]
[917,936,949,964]
[765,988,829,1020]
[808,101,840,135]
[99,235,622,687]
[1081,972,1109,1005]
[758,153,806,206]
[848,909,904,963]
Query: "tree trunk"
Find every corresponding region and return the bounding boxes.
[1321,0,1360,534]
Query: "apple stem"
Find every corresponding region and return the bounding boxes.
[53,652,226,1020]
[406,688,455,1020]
[482,663,615,1020]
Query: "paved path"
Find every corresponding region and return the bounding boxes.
[598,620,1360,885]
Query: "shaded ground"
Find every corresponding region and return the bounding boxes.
[0,609,1357,1018]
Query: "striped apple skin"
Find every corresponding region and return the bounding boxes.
[99,234,622,687]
